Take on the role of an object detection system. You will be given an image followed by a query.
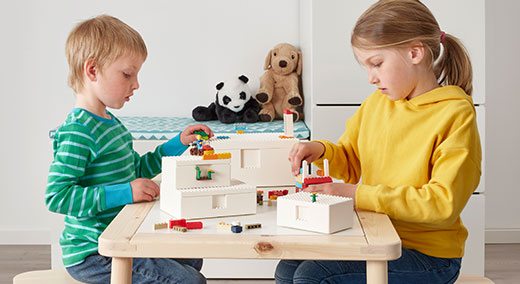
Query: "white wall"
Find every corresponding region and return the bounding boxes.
[0,0,299,243]
[485,0,520,243]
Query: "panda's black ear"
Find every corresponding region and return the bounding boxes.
[216,82,224,90]
[238,75,249,84]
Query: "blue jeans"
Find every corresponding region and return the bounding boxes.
[66,253,206,284]
[275,248,461,284]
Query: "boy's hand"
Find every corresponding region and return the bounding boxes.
[180,124,214,145]
[288,141,326,175]
[303,183,357,205]
[130,178,160,203]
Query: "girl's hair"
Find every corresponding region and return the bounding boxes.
[65,15,148,93]
[351,0,473,96]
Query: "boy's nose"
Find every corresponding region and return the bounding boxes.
[133,79,140,90]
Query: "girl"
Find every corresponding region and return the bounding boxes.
[276,0,481,283]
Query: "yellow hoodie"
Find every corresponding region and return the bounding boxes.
[315,86,481,258]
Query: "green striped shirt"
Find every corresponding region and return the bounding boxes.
[46,108,187,267]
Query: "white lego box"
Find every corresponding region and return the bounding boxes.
[160,155,256,219]
[160,179,256,219]
[277,191,354,234]
[209,134,300,186]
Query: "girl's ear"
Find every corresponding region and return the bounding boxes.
[409,43,426,65]
[84,59,97,82]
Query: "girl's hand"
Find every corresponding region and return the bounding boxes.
[130,178,160,203]
[288,141,326,175]
[180,124,214,145]
[303,183,357,204]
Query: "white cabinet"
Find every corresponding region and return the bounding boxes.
[301,0,486,276]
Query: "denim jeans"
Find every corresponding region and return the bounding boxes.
[275,248,461,284]
[66,253,206,284]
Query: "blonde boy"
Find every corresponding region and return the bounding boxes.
[46,15,209,283]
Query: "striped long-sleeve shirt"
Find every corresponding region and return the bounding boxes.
[46,108,187,267]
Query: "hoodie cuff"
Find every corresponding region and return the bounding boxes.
[104,183,133,209]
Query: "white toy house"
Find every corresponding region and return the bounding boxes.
[160,155,256,219]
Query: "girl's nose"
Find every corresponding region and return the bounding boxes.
[368,73,379,85]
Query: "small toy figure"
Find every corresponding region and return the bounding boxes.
[311,192,317,203]
[195,166,215,180]
[257,190,264,205]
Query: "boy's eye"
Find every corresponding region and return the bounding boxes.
[123,72,131,78]
[373,62,382,68]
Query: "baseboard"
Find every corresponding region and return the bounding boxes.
[486,228,520,243]
[0,229,50,244]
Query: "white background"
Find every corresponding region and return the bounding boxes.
[0,0,518,245]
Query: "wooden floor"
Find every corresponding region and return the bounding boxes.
[2,244,519,284]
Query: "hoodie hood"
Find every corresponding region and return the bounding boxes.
[404,85,473,107]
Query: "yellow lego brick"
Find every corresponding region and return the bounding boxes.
[154,222,168,230]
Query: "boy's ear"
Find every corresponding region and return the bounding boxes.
[409,43,425,65]
[84,59,97,82]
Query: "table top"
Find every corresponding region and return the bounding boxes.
[99,201,401,261]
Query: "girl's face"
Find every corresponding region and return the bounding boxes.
[354,46,421,101]
[93,54,145,109]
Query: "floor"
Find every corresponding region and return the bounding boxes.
[2,244,519,284]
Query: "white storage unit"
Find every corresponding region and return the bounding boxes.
[300,0,486,276]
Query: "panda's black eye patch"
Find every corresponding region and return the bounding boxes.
[223,95,231,105]
[239,92,246,100]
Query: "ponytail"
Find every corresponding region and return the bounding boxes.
[434,33,473,96]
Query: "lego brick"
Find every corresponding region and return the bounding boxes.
[277,192,354,234]
[169,219,187,229]
[186,221,203,230]
[245,223,262,230]
[171,226,188,233]
[217,221,231,230]
[154,222,168,230]
[231,225,243,233]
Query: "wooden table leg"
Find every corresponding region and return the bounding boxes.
[111,257,132,284]
[366,261,388,284]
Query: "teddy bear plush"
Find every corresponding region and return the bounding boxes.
[255,43,303,122]
[192,75,260,124]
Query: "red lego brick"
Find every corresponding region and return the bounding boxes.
[169,218,187,229]
[186,221,203,230]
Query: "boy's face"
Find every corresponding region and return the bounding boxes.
[93,54,145,109]
[354,47,419,101]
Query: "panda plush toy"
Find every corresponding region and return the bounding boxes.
[192,75,261,124]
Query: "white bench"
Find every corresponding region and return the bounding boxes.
[13,269,83,284]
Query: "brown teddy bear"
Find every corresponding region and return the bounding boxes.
[256,43,303,122]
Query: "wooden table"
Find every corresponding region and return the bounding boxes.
[99,201,401,284]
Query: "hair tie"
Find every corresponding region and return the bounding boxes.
[440,31,446,44]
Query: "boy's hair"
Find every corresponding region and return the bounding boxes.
[351,0,473,96]
[65,15,148,93]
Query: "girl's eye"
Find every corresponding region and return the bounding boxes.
[373,62,382,68]
[123,73,131,78]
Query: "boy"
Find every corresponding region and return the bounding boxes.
[46,15,209,283]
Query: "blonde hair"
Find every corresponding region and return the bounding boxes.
[65,15,147,93]
[351,0,473,96]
